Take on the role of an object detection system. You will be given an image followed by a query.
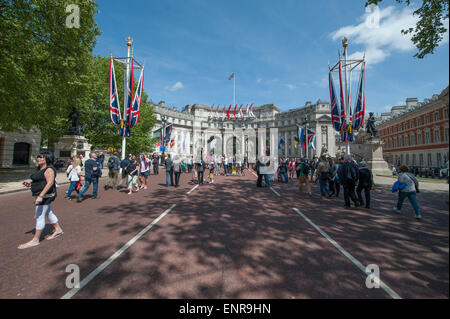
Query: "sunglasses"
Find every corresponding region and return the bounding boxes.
[37,155,44,159]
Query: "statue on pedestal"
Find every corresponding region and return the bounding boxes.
[366,112,378,138]
[67,107,84,136]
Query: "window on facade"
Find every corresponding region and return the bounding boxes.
[401,154,404,164]
[444,108,449,119]
[419,154,424,166]
[400,137,403,147]
[411,135,415,146]
[427,153,432,166]
[434,112,440,122]
[406,154,409,165]
[411,120,414,128]
[425,132,431,144]
[418,118,422,126]
[435,130,441,143]
[413,154,416,165]
[404,137,408,146]
[425,115,430,124]
[437,153,442,167]
[445,128,449,142]
[417,134,422,144]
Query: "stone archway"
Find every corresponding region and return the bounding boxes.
[225,136,241,156]
[206,135,222,156]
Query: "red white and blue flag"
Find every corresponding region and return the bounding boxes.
[329,71,341,132]
[226,104,232,119]
[228,73,234,80]
[352,62,365,131]
[129,67,144,128]
[109,58,121,126]
[125,59,134,127]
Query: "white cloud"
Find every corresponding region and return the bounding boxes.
[331,6,424,65]
[256,78,262,84]
[286,84,297,90]
[166,81,184,92]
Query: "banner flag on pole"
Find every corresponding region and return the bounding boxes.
[310,135,316,150]
[329,71,341,132]
[125,59,134,126]
[129,67,144,128]
[109,58,121,126]
[352,62,365,131]
[226,105,231,119]
[228,73,235,80]
[307,129,315,145]
[278,138,285,151]
[249,103,255,118]
[233,104,237,119]
[164,124,173,144]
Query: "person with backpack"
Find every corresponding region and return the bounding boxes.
[278,157,288,183]
[126,155,140,194]
[394,165,422,220]
[77,152,101,202]
[173,155,182,187]
[298,158,312,196]
[316,155,333,198]
[196,159,205,185]
[165,154,174,186]
[18,153,63,249]
[105,152,120,190]
[338,154,360,208]
[356,161,373,209]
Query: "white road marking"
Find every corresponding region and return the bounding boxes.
[292,208,402,299]
[187,184,199,194]
[270,187,281,197]
[61,204,177,299]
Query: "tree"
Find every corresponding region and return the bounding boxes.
[0,0,101,145]
[366,0,449,58]
[82,55,157,156]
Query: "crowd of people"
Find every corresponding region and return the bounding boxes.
[18,150,423,249]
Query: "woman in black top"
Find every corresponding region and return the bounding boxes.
[18,153,63,249]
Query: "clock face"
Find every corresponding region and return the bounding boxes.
[77,141,84,149]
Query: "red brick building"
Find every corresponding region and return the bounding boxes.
[377,86,449,168]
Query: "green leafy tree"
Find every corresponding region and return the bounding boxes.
[366,0,449,58]
[82,55,157,156]
[0,0,101,145]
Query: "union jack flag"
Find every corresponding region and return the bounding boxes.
[109,58,121,126]
[352,62,365,131]
[125,59,134,126]
[329,71,341,132]
[129,67,144,128]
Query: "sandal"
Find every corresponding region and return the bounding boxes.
[18,241,40,250]
[45,232,64,240]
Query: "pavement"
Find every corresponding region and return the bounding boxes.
[0,168,448,299]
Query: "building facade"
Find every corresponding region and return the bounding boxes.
[0,128,41,168]
[376,86,449,168]
[152,99,338,162]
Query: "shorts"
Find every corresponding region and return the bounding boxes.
[140,171,150,178]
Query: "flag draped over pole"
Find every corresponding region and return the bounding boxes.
[352,62,366,131]
[164,124,173,144]
[109,57,121,126]
[226,105,231,119]
[278,138,285,151]
[129,66,144,128]
[329,70,341,132]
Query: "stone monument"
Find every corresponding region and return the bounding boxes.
[350,113,391,176]
[54,107,91,160]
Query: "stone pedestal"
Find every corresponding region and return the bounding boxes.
[350,137,391,176]
[54,135,91,160]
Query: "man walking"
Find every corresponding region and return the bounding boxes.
[118,155,131,188]
[105,151,120,190]
[165,154,174,186]
[298,158,312,196]
[77,152,101,202]
[278,157,288,183]
[316,155,332,197]
[356,161,373,209]
[338,154,360,208]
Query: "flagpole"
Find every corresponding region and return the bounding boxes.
[342,37,350,156]
[233,73,236,108]
[121,37,132,160]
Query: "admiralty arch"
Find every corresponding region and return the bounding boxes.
[152,100,338,163]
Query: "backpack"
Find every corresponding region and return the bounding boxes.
[301,163,310,175]
[107,157,115,169]
[173,162,181,173]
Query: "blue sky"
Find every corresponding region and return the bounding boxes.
[93,0,449,115]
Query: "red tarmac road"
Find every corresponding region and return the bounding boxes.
[0,169,448,299]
